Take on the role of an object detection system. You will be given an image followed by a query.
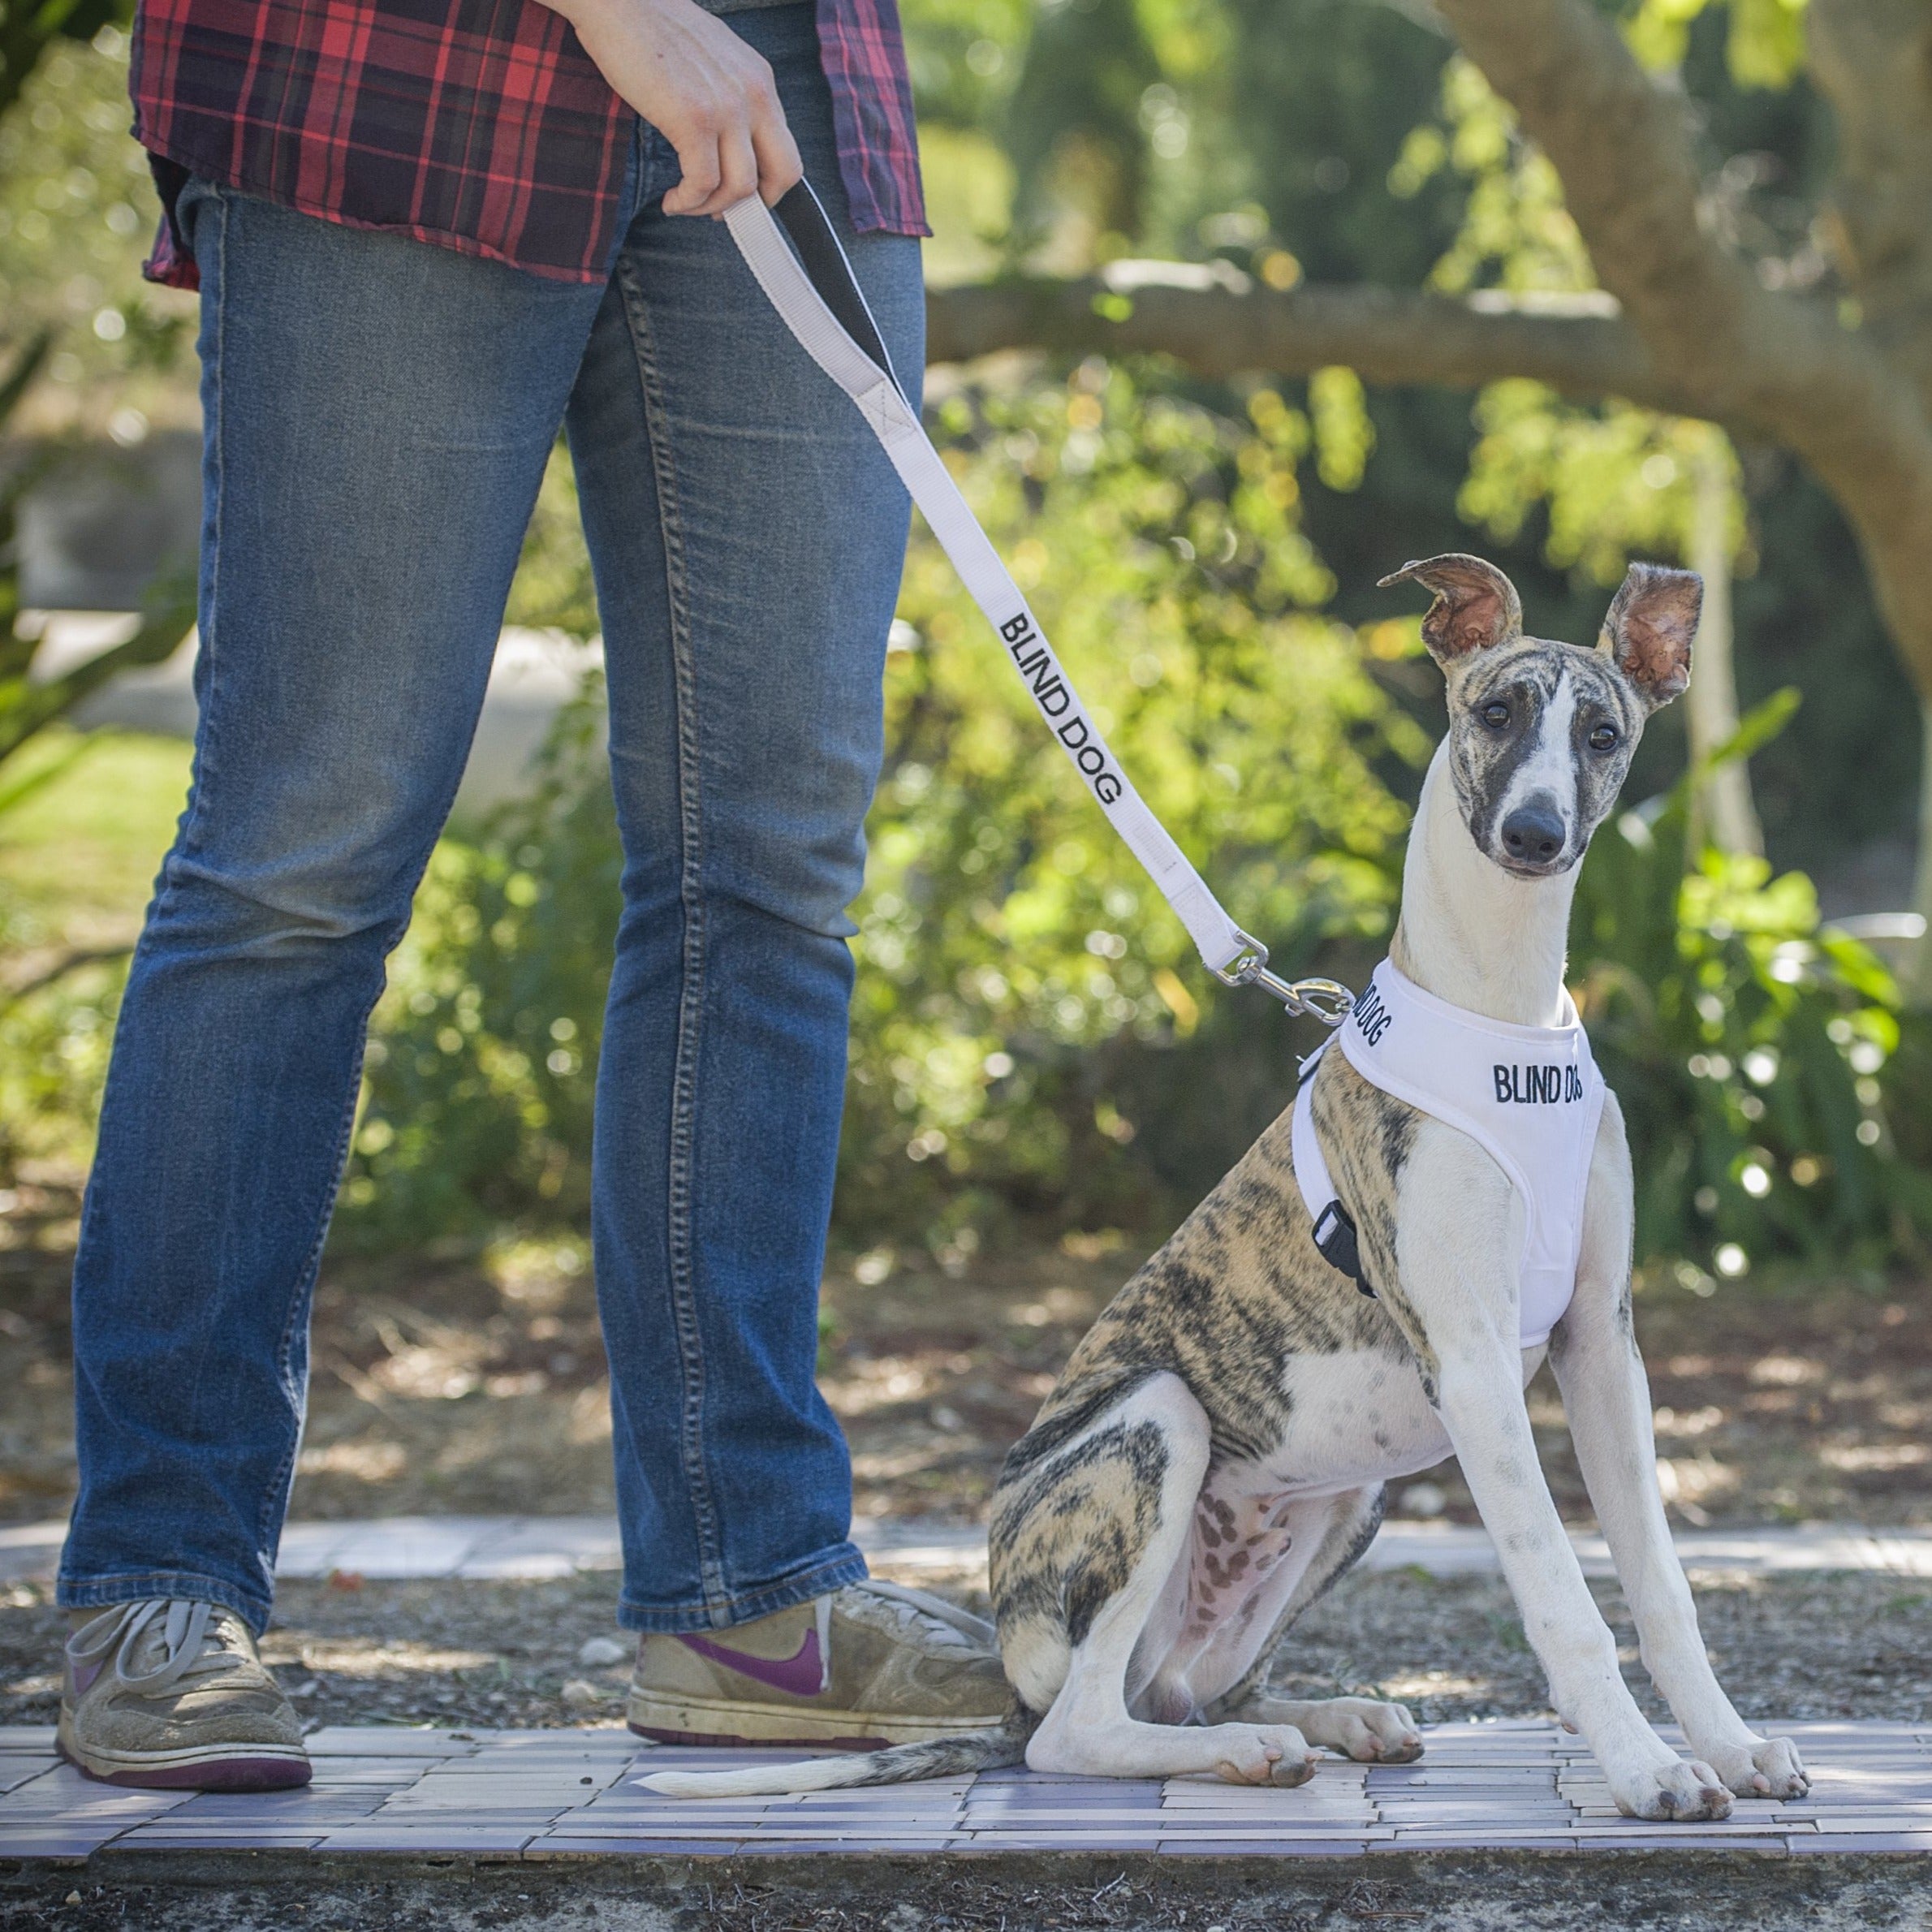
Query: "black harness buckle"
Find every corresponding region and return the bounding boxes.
[1311,1201,1376,1298]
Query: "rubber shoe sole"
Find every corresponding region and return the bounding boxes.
[57,1713,312,1792]
[627,1686,1000,1753]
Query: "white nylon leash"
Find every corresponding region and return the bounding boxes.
[725,185,1351,1026]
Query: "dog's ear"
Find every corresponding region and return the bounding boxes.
[1377,554,1522,664]
[1599,561,1700,709]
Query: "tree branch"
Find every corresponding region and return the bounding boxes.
[1434,0,1762,394]
[1436,0,1932,710]
[926,267,1708,413]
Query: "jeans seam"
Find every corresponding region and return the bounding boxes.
[615,250,727,1615]
[163,184,228,895]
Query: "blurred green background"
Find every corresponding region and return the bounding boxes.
[2,0,1927,1293]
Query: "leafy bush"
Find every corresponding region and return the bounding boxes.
[1571,696,1930,1282]
[337,369,1931,1274]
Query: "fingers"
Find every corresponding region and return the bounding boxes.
[661,126,720,215]
[750,91,803,206]
[680,125,757,218]
[663,54,796,217]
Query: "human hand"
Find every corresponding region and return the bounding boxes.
[538,0,803,216]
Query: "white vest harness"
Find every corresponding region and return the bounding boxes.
[1291,960,1606,1348]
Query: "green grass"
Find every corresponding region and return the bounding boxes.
[0,728,192,947]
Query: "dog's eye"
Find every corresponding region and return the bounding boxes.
[1478,701,1511,730]
[1589,722,1620,753]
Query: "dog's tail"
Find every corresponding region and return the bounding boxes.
[636,1709,1036,1798]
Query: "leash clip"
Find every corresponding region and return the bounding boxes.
[1212,930,1355,1029]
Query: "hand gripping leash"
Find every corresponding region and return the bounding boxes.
[725,186,1353,1029]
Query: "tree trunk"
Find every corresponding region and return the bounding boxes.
[1684,432,1762,859]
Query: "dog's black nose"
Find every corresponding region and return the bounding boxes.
[1500,805,1565,866]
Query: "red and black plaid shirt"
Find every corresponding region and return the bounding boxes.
[132,0,926,289]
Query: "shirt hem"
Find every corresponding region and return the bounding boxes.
[135,129,618,291]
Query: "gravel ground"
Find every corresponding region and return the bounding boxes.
[10,1563,1932,1732]
[7,1855,1930,1932]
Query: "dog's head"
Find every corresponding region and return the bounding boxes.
[1379,552,1699,880]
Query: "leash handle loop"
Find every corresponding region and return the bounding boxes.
[727,187,1347,1019]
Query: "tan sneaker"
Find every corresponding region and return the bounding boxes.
[628,1579,1011,1749]
[59,1599,311,1790]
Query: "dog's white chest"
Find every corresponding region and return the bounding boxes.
[1254,1343,1546,1496]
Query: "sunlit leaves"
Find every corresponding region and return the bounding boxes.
[1460,386,1747,584]
[1309,366,1374,493]
[0,28,194,427]
[1405,58,1747,589]
[1420,60,1593,298]
[1625,0,1809,90]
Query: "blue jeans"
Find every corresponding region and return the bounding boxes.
[60,2,921,1637]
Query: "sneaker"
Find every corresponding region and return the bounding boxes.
[628,1579,1011,1749]
[59,1598,312,1790]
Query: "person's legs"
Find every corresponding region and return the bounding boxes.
[565,2,922,1633]
[60,180,613,1634]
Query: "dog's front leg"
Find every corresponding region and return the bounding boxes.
[1548,1096,1807,1800]
[1399,1127,1731,1823]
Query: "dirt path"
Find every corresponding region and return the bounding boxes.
[4,1188,1930,1531]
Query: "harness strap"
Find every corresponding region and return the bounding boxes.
[724,185,1255,983]
[1291,1046,1376,1296]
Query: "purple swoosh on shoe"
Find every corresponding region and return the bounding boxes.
[678,1628,826,1698]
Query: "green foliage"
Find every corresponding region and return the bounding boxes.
[0,951,123,1178]
[0,336,196,771]
[0,23,192,406]
[1571,694,1928,1279]
[1400,58,1593,300]
[1625,0,1809,89]
[1461,389,1744,588]
[0,0,127,127]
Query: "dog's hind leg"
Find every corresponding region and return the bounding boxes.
[1201,1486,1422,1765]
[1017,1374,1317,1788]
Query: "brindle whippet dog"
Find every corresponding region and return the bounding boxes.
[648,554,1808,1822]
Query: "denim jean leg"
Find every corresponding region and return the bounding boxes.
[564,3,925,1632]
[59,182,610,1632]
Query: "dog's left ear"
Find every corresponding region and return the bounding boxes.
[1378,554,1522,665]
[1600,562,1701,709]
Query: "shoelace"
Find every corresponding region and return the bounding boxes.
[845,1578,993,1653]
[66,1598,239,1696]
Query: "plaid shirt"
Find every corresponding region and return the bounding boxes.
[132,0,925,289]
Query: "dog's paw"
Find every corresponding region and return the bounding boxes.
[1697,1734,1809,1800]
[1613,1756,1733,1823]
[1297,1697,1424,1765]
[1213,1724,1315,1788]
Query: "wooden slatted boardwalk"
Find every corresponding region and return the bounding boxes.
[5,1719,1931,1863]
